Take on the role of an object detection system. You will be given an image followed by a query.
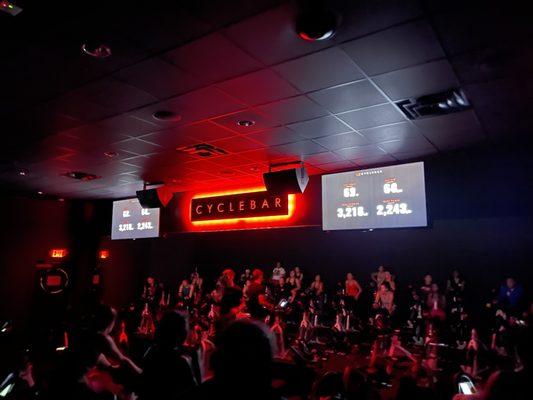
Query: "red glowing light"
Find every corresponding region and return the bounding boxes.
[99,250,110,260]
[50,249,68,258]
[186,186,298,230]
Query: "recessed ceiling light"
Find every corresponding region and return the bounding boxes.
[81,43,112,58]
[104,151,118,158]
[61,171,101,181]
[153,110,182,122]
[37,191,43,195]
[19,169,28,176]
[237,120,255,127]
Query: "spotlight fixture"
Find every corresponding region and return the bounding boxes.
[81,43,112,59]
[295,7,338,41]
[18,169,28,176]
[152,110,182,122]
[237,120,255,127]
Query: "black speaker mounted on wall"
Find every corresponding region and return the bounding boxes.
[263,163,309,194]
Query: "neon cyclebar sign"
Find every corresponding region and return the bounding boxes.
[191,191,290,222]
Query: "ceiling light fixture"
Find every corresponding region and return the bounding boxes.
[152,110,182,122]
[295,7,339,41]
[237,120,255,127]
[37,191,43,195]
[81,43,112,59]
[61,171,101,181]
[18,169,28,176]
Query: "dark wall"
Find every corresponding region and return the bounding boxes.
[98,142,532,309]
[0,197,70,330]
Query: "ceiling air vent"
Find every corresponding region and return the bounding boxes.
[396,88,471,120]
[61,171,101,181]
[177,143,228,158]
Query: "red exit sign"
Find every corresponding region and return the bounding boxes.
[50,249,68,258]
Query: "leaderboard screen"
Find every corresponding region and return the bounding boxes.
[111,198,160,240]
[322,162,427,230]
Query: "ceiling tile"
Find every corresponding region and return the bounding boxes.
[89,161,140,177]
[212,109,279,134]
[45,93,115,123]
[377,136,436,154]
[303,152,344,165]
[144,150,196,169]
[120,155,153,169]
[287,115,352,139]
[359,121,425,143]
[175,121,237,142]
[413,110,482,133]
[216,69,300,106]
[186,171,218,181]
[353,154,397,166]
[428,130,485,151]
[234,163,269,175]
[114,57,202,99]
[184,159,222,173]
[123,6,212,53]
[224,5,332,65]
[413,110,486,150]
[333,0,423,43]
[113,138,163,155]
[213,154,258,168]
[337,104,405,129]
[317,160,357,172]
[77,78,158,114]
[315,132,370,151]
[308,80,386,113]
[165,87,247,121]
[139,129,199,149]
[67,115,159,148]
[238,148,291,163]
[246,127,303,146]
[393,148,439,161]
[334,145,387,159]
[342,20,445,76]
[163,33,262,84]
[128,86,246,127]
[257,96,328,125]
[86,148,140,163]
[273,47,364,92]
[372,59,459,100]
[271,140,328,157]
[211,136,265,153]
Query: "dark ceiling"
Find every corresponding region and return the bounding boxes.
[1,0,532,199]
